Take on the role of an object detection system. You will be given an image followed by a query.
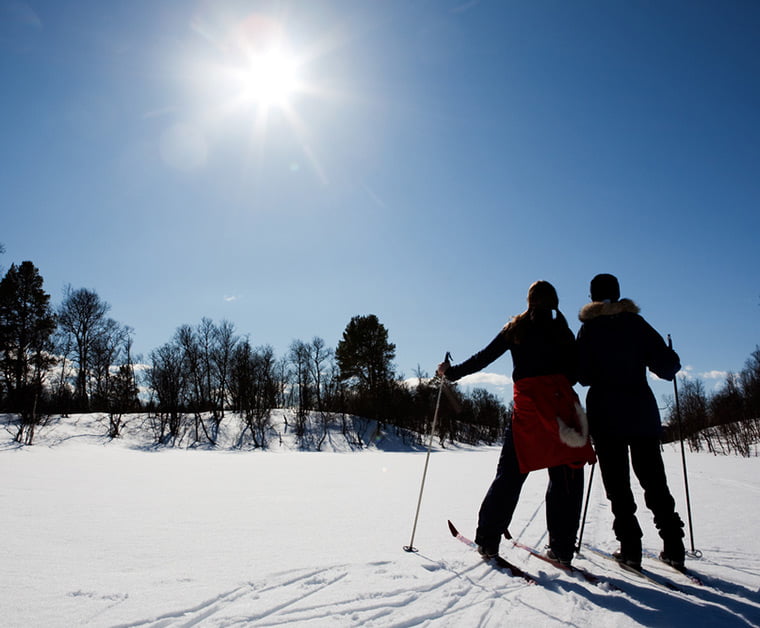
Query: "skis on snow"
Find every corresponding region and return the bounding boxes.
[643,549,705,586]
[504,533,621,591]
[581,544,687,593]
[447,520,706,595]
[447,521,536,584]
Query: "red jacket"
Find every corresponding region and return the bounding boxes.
[512,374,596,473]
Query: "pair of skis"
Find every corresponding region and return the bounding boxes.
[447,520,536,584]
[580,544,684,592]
[642,548,705,586]
[506,533,619,590]
[582,544,705,590]
[449,520,703,594]
[448,521,610,589]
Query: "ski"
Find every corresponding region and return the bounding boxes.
[505,535,621,591]
[643,550,705,586]
[447,521,536,584]
[582,544,686,594]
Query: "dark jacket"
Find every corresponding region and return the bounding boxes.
[576,299,680,438]
[446,311,593,472]
[445,313,577,385]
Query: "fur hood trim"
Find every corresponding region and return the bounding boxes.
[578,298,640,322]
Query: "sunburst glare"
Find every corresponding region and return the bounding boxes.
[238,47,299,107]
[189,13,312,119]
[180,11,331,178]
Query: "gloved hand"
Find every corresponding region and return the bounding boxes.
[436,357,451,378]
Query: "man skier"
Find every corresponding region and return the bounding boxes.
[577,273,685,569]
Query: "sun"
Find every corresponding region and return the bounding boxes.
[212,42,302,117]
[204,14,307,117]
[235,46,300,109]
[181,11,331,180]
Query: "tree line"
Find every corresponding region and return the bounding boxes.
[662,348,760,457]
[0,260,507,447]
[4,257,757,454]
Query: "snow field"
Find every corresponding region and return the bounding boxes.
[1,413,759,627]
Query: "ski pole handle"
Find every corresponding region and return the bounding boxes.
[437,352,452,379]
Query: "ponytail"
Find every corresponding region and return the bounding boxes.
[504,307,572,345]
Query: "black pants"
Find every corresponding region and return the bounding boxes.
[593,434,683,549]
[475,425,584,559]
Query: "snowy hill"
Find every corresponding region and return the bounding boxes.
[1,413,759,627]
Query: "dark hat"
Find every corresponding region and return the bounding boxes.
[527,280,559,310]
[590,273,620,302]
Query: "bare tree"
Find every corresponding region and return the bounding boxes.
[175,323,209,443]
[57,286,111,410]
[306,337,332,412]
[90,318,129,411]
[197,317,216,413]
[51,328,76,417]
[106,331,140,438]
[148,340,187,443]
[288,340,312,439]
[740,348,760,421]
[212,319,238,420]
[229,340,278,448]
[306,337,335,450]
[665,378,709,449]
[172,318,239,445]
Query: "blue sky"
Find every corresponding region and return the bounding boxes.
[2,0,758,408]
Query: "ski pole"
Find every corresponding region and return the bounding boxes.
[404,352,451,553]
[575,462,595,554]
[668,334,702,559]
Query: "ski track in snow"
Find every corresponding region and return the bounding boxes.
[117,560,538,628]
[2,413,760,627]
[108,554,760,628]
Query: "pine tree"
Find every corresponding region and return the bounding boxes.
[335,314,396,421]
[0,261,56,440]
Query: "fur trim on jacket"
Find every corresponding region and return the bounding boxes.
[511,374,596,472]
[578,298,639,322]
[556,402,589,448]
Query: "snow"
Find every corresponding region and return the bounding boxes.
[1,412,759,627]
